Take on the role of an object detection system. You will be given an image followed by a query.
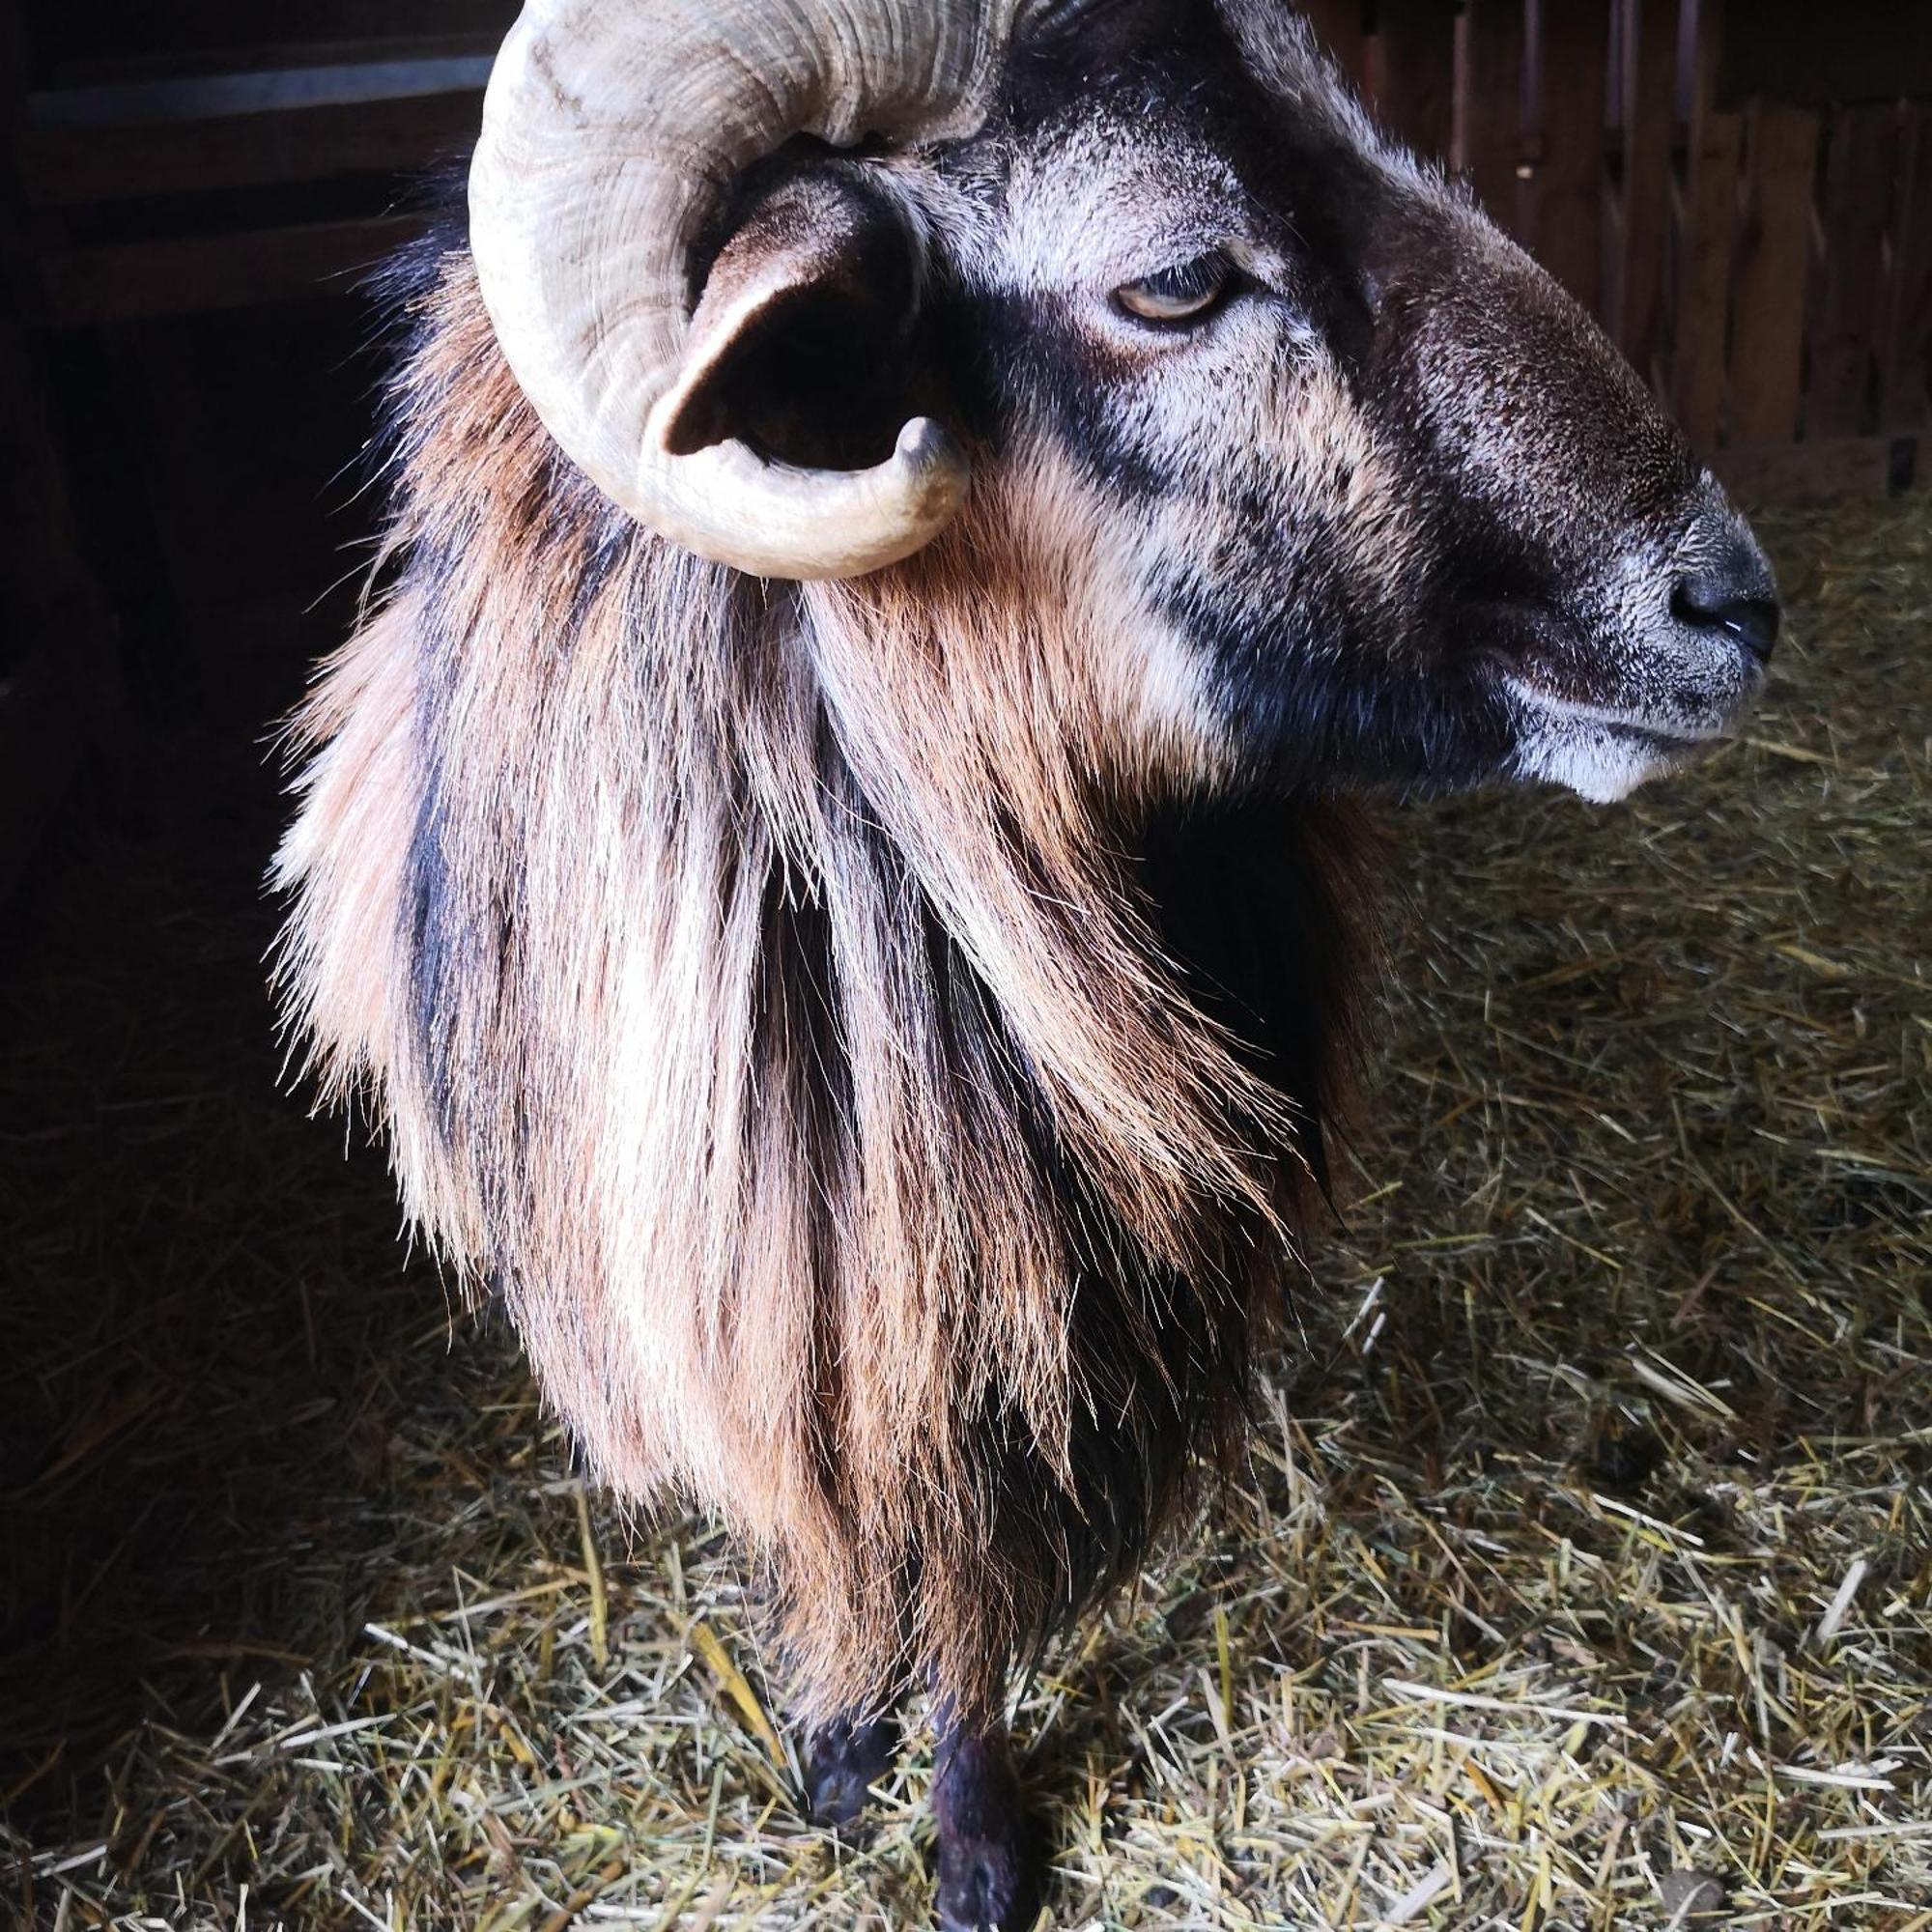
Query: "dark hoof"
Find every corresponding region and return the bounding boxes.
[935,1828,1041,1931]
[932,1726,1042,1930]
[804,1715,899,1830]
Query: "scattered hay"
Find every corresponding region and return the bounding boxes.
[4,491,1928,1928]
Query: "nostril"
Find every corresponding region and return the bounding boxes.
[1670,576,1781,665]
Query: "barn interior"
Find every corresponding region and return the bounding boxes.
[2,2,1928,1926]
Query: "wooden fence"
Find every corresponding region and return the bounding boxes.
[9,0,1932,497]
[1301,0,1932,499]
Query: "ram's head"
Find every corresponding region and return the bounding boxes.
[470,0,1776,806]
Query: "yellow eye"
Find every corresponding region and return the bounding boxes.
[1115,252,1233,325]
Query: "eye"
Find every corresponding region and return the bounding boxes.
[1114,251,1233,326]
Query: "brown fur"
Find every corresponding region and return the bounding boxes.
[274,247,1374,1719]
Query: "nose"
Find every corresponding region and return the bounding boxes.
[1670,540,1781,666]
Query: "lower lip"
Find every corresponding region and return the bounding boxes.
[1601,720,1723,753]
[1497,674,1739,753]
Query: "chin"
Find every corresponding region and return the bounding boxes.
[1500,675,1742,805]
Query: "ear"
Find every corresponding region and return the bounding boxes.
[658,174,935,473]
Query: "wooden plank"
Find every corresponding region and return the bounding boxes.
[1807,104,1901,440]
[37,214,430,323]
[0,14,99,643]
[36,36,505,91]
[1726,102,1819,444]
[1611,0,1678,393]
[1366,0,1456,162]
[1877,103,1932,436]
[15,89,483,205]
[0,9,119,908]
[23,53,489,134]
[0,323,98,643]
[1716,0,1932,110]
[1530,0,1612,320]
[26,2,515,83]
[1460,0,1527,240]
[1299,0,1367,84]
[1713,436,1903,503]
[1670,0,1741,445]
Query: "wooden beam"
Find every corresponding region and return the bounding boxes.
[1808,103,1901,440]
[15,90,483,205]
[1531,0,1612,323]
[0,11,119,909]
[37,214,431,324]
[1727,101,1818,444]
[1461,0,1528,241]
[1299,0,1368,84]
[1611,0,1677,394]
[31,4,515,83]
[1367,0,1456,163]
[1717,0,1932,110]
[1670,0,1742,446]
[1877,103,1932,436]
[1713,436,1907,503]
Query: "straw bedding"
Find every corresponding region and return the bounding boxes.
[3,491,1928,1928]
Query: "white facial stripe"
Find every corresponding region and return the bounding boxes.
[997,116,1251,298]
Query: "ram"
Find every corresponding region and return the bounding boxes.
[274,1,1778,1923]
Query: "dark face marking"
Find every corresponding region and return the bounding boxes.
[955,289,1182,497]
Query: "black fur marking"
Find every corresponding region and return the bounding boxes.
[935,287,1171,497]
[1139,793,1366,1198]
[1156,562,1499,792]
[402,627,469,1147]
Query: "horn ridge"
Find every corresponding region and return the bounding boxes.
[469,0,1020,579]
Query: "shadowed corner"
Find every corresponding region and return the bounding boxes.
[0,646,526,1846]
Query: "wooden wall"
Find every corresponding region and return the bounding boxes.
[3,3,516,713]
[1302,0,1932,499]
[11,1,1931,498]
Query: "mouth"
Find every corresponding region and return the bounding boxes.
[1498,670,1750,804]
[1498,674,1745,753]
[1449,583,1770,802]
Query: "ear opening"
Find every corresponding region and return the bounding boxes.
[658,175,934,474]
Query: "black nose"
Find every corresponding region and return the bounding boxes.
[1671,555,1781,666]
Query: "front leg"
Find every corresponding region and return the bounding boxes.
[803,1709,902,1829]
[931,1715,1042,1932]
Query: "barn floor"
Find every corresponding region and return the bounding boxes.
[4,493,1929,1930]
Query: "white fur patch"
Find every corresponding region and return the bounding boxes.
[1503,677,1719,804]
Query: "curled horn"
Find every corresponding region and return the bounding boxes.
[469,0,1020,581]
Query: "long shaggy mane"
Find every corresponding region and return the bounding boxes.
[274,235,1378,1718]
